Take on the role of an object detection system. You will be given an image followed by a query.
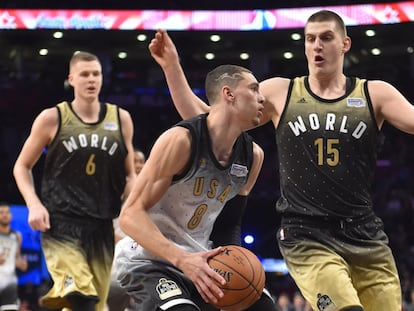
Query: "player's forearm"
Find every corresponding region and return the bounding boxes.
[13,166,42,208]
[162,62,210,119]
[16,257,28,271]
[119,208,186,266]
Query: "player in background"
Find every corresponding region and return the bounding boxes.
[107,148,146,311]
[0,202,28,311]
[13,51,136,311]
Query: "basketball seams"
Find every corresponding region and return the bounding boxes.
[207,245,265,311]
[210,249,255,289]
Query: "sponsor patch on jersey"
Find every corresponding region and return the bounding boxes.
[346,98,365,107]
[230,164,248,177]
[297,97,307,104]
[130,240,139,250]
[104,122,119,131]
[316,293,336,311]
[156,278,182,300]
[64,275,74,288]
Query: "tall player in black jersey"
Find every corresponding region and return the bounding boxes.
[13,51,136,311]
[148,9,414,311]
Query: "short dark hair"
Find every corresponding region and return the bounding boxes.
[205,64,252,104]
[306,10,347,37]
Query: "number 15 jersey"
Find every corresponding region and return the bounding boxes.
[276,76,380,219]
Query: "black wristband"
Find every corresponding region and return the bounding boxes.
[209,194,248,247]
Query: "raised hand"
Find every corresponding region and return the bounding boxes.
[149,29,180,69]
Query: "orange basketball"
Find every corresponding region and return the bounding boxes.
[208,245,265,311]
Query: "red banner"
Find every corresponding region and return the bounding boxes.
[1,2,414,30]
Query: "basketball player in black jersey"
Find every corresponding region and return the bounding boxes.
[148,9,414,311]
[13,51,136,311]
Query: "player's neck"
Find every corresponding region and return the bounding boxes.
[207,117,240,164]
[209,128,237,166]
[71,99,101,123]
[213,146,232,166]
[308,73,347,99]
[0,224,10,234]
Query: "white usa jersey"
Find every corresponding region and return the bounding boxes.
[0,230,19,290]
[117,113,253,263]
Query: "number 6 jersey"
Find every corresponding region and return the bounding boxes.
[41,101,127,220]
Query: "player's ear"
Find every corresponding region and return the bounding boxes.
[68,74,74,87]
[224,87,234,101]
[342,36,351,53]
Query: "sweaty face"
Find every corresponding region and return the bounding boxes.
[232,72,265,129]
[304,21,349,75]
[69,60,103,101]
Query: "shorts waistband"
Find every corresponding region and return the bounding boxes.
[281,212,377,230]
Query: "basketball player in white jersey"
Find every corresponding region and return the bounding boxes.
[115,65,276,311]
[0,202,28,311]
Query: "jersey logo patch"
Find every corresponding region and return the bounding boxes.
[156,278,182,300]
[316,293,336,311]
[346,98,365,107]
[104,122,119,131]
[64,275,74,288]
[230,164,248,177]
[130,241,138,250]
[297,97,307,104]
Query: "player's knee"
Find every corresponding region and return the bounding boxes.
[341,306,363,311]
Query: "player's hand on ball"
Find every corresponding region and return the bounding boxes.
[176,247,225,304]
[208,245,266,311]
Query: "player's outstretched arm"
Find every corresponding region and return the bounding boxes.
[368,80,414,134]
[149,29,210,119]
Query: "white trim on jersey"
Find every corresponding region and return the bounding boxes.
[159,298,200,310]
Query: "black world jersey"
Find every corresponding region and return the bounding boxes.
[41,101,127,220]
[276,76,380,219]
